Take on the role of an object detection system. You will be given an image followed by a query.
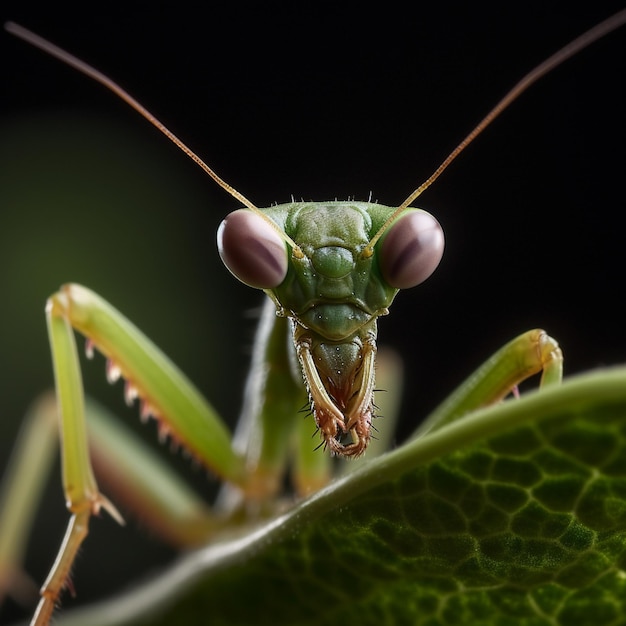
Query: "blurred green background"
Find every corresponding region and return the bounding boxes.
[1,2,624,623]
[0,102,258,625]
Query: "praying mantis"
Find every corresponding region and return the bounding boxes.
[0,9,620,624]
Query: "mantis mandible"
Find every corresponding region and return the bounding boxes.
[0,11,624,626]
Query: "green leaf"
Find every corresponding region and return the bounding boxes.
[59,368,626,626]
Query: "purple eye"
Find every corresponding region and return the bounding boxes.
[217,209,288,289]
[379,210,444,289]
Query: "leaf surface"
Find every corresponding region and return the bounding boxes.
[59,368,626,626]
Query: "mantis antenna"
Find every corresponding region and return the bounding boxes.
[5,13,626,258]
[364,9,626,254]
[3,21,302,255]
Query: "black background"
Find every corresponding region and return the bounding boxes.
[0,2,624,623]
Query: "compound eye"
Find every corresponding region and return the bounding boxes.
[379,210,444,289]
[217,209,288,288]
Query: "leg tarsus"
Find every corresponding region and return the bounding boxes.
[31,494,124,626]
[31,509,90,626]
[33,489,125,625]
